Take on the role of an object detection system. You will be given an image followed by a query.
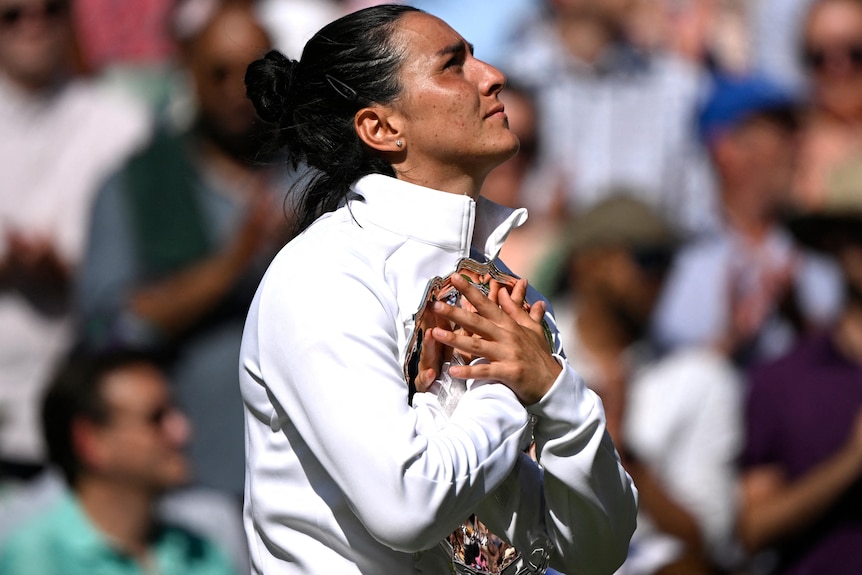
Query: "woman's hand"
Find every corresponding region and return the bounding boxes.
[426,273,561,405]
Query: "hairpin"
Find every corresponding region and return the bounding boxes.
[325,74,358,103]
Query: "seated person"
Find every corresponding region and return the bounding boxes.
[0,350,237,575]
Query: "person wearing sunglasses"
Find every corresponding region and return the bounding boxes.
[794,0,862,210]
[0,350,238,575]
[0,0,149,486]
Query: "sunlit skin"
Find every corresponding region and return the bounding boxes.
[0,0,72,92]
[353,13,560,405]
[804,0,862,121]
[357,12,520,200]
[94,364,191,492]
[422,275,560,406]
[186,4,271,149]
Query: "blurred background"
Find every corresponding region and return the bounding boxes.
[1,0,862,574]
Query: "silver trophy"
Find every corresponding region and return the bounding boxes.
[404,259,553,575]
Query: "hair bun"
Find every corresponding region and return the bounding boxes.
[245,50,298,124]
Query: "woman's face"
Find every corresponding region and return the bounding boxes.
[803,0,862,120]
[388,12,519,187]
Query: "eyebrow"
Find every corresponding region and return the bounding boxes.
[436,40,475,58]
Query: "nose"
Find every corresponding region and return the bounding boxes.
[477,58,506,96]
[164,407,192,446]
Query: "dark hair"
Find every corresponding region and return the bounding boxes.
[41,349,163,487]
[245,4,422,234]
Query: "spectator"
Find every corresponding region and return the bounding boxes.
[738,175,862,575]
[750,0,817,92]
[0,349,237,575]
[500,0,717,235]
[548,195,743,575]
[626,0,751,74]
[653,73,843,366]
[0,0,150,480]
[794,0,862,211]
[76,0,288,499]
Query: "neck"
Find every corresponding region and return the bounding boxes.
[721,198,773,241]
[394,163,485,200]
[197,135,264,194]
[77,478,156,559]
[2,69,62,98]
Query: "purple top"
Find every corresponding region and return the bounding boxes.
[743,332,862,574]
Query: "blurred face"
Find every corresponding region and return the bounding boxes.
[0,0,71,90]
[94,364,191,492]
[389,12,519,184]
[803,0,862,119]
[722,115,798,213]
[187,6,270,146]
[577,245,670,336]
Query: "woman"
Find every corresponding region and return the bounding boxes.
[239,5,637,575]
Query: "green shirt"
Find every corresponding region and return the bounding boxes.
[0,494,238,575]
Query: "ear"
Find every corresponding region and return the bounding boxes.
[71,418,108,471]
[354,106,404,153]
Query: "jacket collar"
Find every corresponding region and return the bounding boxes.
[349,174,528,262]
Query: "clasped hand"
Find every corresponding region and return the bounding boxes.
[414,273,561,406]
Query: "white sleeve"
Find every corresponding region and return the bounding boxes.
[474,359,638,575]
[252,260,531,552]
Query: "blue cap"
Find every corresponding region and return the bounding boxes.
[697,74,799,143]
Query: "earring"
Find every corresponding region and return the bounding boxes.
[396,140,403,148]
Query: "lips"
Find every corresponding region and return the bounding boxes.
[485,104,505,118]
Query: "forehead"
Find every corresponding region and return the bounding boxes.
[190,7,270,62]
[101,364,169,410]
[806,0,862,40]
[394,12,467,61]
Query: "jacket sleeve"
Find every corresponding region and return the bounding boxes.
[473,362,638,575]
[250,254,532,552]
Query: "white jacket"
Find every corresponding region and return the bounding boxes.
[239,174,637,574]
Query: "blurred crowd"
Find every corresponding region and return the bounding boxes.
[1,0,861,574]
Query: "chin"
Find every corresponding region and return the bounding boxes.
[492,141,521,169]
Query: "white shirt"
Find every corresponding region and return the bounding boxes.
[502,21,717,235]
[623,349,743,574]
[549,306,742,574]
[0,74,150,462]
[239,174,637,574]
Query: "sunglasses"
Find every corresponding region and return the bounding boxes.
[0,0,67,28]
[631,246,674,274]
[802,43,862,73]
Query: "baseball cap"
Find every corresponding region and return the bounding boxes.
[697,73,800,143]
